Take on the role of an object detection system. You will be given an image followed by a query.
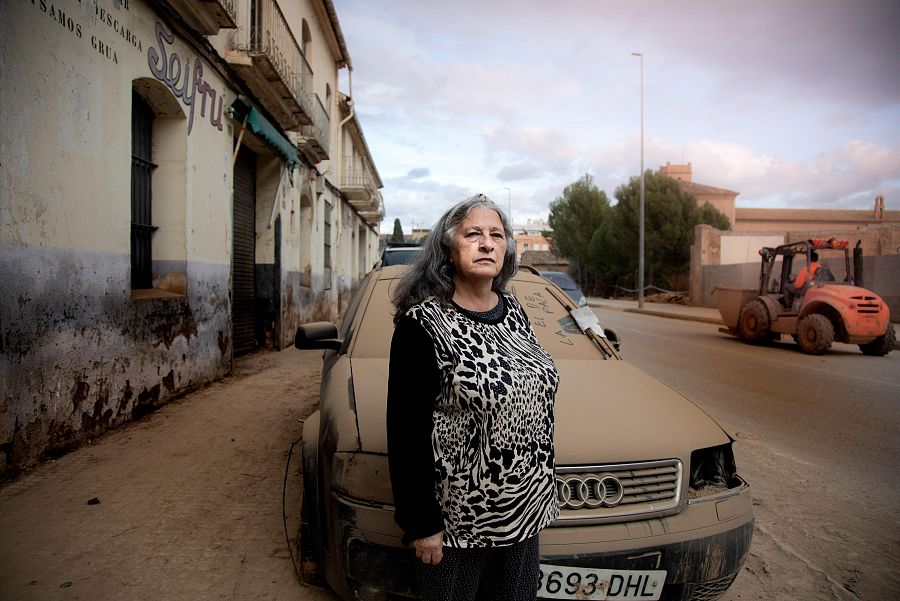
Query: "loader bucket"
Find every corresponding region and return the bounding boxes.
[713,287,759,329]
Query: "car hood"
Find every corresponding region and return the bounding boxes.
[351,357,730,463]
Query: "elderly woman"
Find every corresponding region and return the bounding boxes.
[386,194,560,600]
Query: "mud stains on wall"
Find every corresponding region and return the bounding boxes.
[0,244,231,472]
[280,270,338,350]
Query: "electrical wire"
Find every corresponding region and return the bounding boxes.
[282,435,304,583]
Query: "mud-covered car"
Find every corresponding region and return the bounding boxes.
[295,265,753,601]
[540,270,588,307]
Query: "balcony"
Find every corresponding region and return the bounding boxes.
[341,160,384,224]
[227,0,329,160]
[166,0,237,35]
[355,191,385,226]
[296,94,330,163]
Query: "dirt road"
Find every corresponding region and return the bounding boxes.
[0,349,332,601]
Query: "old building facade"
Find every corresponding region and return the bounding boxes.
[0,0,383,472]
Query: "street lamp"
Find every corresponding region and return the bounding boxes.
[631,52,645,309]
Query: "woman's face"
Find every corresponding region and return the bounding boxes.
[450,207,507,285]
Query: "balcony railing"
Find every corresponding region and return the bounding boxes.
[341,157,383,225]
[298,94,330,162]
[205,0,238,27]
[341,161,377,196]
[228,0,329,160]
[166,0,238,34]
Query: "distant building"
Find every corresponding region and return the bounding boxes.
[519,250,569,273]
[660,163,898,234]
[410,227,431,241]
[659,162,739,226]
[513,219,553,260]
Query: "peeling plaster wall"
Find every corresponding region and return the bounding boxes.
[0,244,231,468]
[0,0,236,472]
[279,271,338,349]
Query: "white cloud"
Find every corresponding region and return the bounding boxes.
[335,0,900,232]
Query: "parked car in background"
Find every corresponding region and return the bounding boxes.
[541,270,588,307]
[378,243,422,267]
[295,265,753,601]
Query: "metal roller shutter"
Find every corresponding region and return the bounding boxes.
[232,146,257,356]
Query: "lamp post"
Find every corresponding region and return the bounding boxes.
[631,52,645,309]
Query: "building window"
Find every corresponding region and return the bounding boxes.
[299,193,312,287]
[323,199,332,289]
[130,79,187,296]
[131,90,157,289]
[301,19,311,59]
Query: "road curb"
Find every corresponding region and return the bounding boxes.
[623,308,724,325]
[588,301,724,326]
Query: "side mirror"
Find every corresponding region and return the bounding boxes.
[604,328,621,352]
[295,322,343,351]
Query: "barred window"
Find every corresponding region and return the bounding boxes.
[323,200,332,289]
[131,91,157,289]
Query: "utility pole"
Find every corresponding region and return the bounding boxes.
[632,52,645,308]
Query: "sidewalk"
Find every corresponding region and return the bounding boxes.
[0,348,336,601]
[587,297,724,325]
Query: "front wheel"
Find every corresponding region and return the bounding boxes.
[299,413,324,584]
[738,299,770,343]
[796,314,834,355]
[859,323,896,356]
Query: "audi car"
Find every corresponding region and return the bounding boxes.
[295,265,753,601]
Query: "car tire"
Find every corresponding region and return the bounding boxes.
[796,314,834,355]
[299,412,324,584]
[738,300,770,343]
[858,323,896,356]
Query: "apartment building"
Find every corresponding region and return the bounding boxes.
[513,218,553,261]
[0,0,384,471]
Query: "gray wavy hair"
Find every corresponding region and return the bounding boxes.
[392,194,517,322]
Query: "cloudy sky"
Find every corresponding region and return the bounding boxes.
[333,0,900,234]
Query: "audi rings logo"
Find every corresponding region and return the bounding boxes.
[556,474,625,509]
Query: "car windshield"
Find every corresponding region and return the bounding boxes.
[352,268,610,361]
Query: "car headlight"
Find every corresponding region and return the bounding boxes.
[331,452,394,505]
[687,443,744,501]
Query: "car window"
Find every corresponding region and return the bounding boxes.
[337,272,373,341]
[350,272,606,360]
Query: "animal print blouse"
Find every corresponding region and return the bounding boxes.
[386,293,560,548]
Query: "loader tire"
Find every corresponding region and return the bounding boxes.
[738,300,770,343]
[859,323,896,356]
[797,313,834,355]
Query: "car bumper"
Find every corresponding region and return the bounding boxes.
[329,481,754,601]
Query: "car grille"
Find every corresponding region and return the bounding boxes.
[553,460,682,524]
[850,295,881,314]
[687,573,738,601]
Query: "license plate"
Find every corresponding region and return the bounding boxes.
[538,564,666,600]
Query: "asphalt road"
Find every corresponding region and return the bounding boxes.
[593,307,900,600]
